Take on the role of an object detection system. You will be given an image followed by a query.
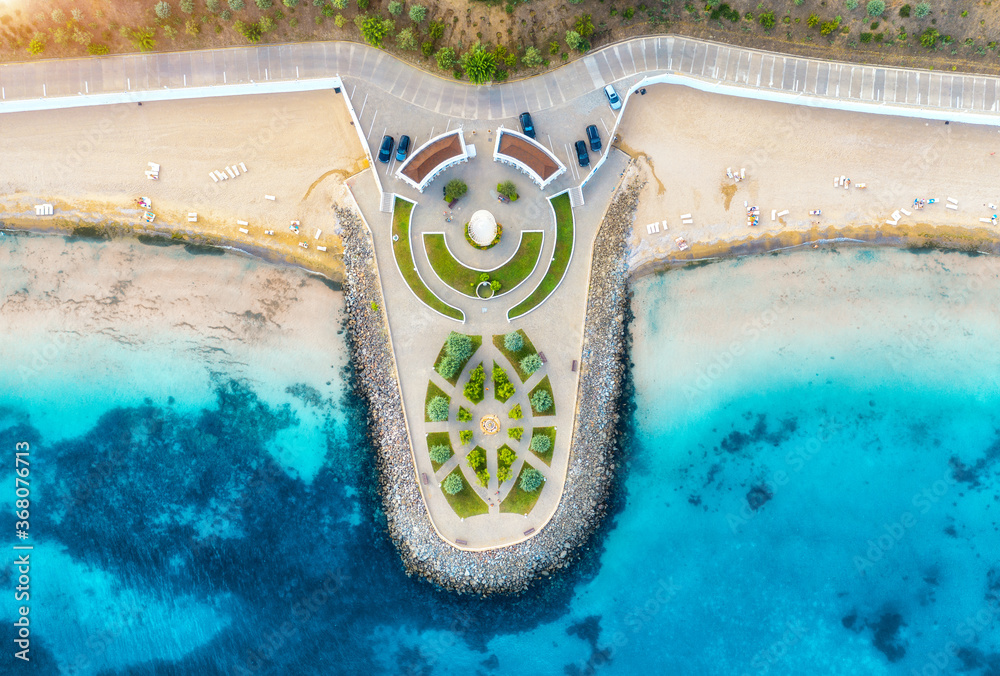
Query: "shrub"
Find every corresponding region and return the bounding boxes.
[820,17,841,35]
[520,353,543,375]
[229,0,245,9]
[529,433,552,454]
[181,0,196,11]
[497,180,518,200]
[463,44,496,84]
[235,19,263,41]
[322,4,335,16]
[332,0,347,7]
[867,0,884,16]
[334,13,346,25]
[435,46,456,69]
[504,332,524,352]
[357,0,370,8]
[155,1,172,19]
[422,41,434,56]
[520,467,545,492]
[429,444,452,464]
[493,364,510,387]
[186,18,201,34]
[27,38,44,55]
[920,26,939,47]
[284,0,299,5]
[575,13,594,37]
[457,406,472,422]
[846,0,858,9]
[428,19,445,40]
[256,0,273,7]
[442,473,463,494]
[915,2,930,17]
[758,10,776,29]
[51,8,65,22]
[509,404,523,420]
[87,43,109,55]
[497,382,515,400]
[508,427,524,441]
[490,280,501,292]
[163,24,178,39]
[388,0,403,15]
[396,26,417,50]
[207,0,221,11]
[427,395,449,421]
[623,6,634,18]
[131,27,158,50]
[467,447,486,470]
[549,41,560,55]
[459,430,473,444]
[73,27,92,45]
[444,179,468,202]
[531,389,553,412]
[860,31,872,42]
[358,15,394,47]
[899,3,911,17]
[522,46,544,67]
[565,29,583,51]
[409,4,427,21]
[475,469,490,487]
[464,363,485,402]
[807,13,820,26]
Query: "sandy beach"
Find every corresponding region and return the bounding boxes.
[0,90,367,280]
[618,85,1000,269]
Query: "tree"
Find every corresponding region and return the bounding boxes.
[409,4,427,21]
[396,27,417,50]
[388,0,403,15]
[359,15,393,47]
[445,331,472,361]
[530,389,553,412]
[915,2,930,17]
[574,14,594,37]
[899,4,911,17]
[565,30,583,51]
[436,355,461,379]
[530,433,552,454]
[435,47,456,70]
[442,473,463,494]
[522,46,544,68]
[520,353,542,375]
[444,179,468,202]
[427,396,449,421]
[497,180,518,200]
[520,467,545,492]
[229,0,245,9]
[463,45,496,84]
[504,331,523,353]
[155,1,172,19]
[429,444,452,464]
[867,0,884,15]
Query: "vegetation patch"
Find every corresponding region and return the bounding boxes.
[528,376,556,416]
[425,381,451,422]
[426,431,454,471]
[492,361,516,402]
[493,329,541,382]
[441,468,488,518]
[424,231,543,297]
[497,444,517,482]
[463,362,486,404]
[500,463,545,515]
[466,445,490,487]
[433,332,482,385]
[392,198,464,321]
[509,193,574,319]
[529,426,556,465]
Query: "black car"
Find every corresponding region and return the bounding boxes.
[575,140,590,167]
[396,135,411,162]
[377,135,394,163]
[586,124,601,152]
[519,112,536,139]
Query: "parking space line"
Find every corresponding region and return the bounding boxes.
[358,92,369,119]
[367,114,379,140]
[600,117,610,135]
[351,84,356,98]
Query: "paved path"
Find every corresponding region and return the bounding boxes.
[4,37,1000,122]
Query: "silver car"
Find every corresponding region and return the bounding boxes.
[604,84,622,110]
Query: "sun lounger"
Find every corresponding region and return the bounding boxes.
[892,210,901,221]
[240,162,247,173]
[226,167,236,178]
[980,218,994,224]
[946,204,958,210]
[901,209,912,216]
[144,211,155,223]
[947,197,959,205]
[34,204,53,216]
[265,195,276,201]
[840,175,846,186]
[188,213,197,222]
[646,223,659,234]
[314,229,322,240]
[675,237,689,251]
[856,183,867,189]
[317,245,327,252]
[834,177,840,187]
[572,359,578,372]
[298,242,308,249]
[727,168,733,178]
[886,219,898,225]
[237,220,249,226]
[264,230,274,235]
[215,171,227,181]
[148,162,159,171]
[777,210,790,217]
[681,219,693,225]
[238,227,249,234]
[990,203,997,210]
[680,213,692,219]
[771,210,777,221]
[210,173,218,183]
[740,168,745,179]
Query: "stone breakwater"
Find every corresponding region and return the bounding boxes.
[337,173,641,594]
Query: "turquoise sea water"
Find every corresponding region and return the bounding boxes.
[2,242,999,675]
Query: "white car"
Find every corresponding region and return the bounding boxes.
[604,84,622,110]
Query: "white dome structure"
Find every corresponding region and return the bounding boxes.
[468,210,498,246]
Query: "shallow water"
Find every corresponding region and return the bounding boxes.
[2,239,999,675]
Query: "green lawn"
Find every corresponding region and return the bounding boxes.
[528,376,556,417]
[508,193,574,319]
[424,381,451,422]
[492,329,540,383]
[432,333,483,387]
[442,468,489,518]
[530,426,556,466]
[391,198,464,321]
[423,231,544,297]
[500,463,544,515]
[426,431,454,472]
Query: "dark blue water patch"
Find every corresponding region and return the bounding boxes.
[949,432,1000,489]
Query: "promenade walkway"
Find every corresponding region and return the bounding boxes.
[3,37,1000,123]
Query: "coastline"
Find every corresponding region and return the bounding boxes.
[337,175,641,594]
